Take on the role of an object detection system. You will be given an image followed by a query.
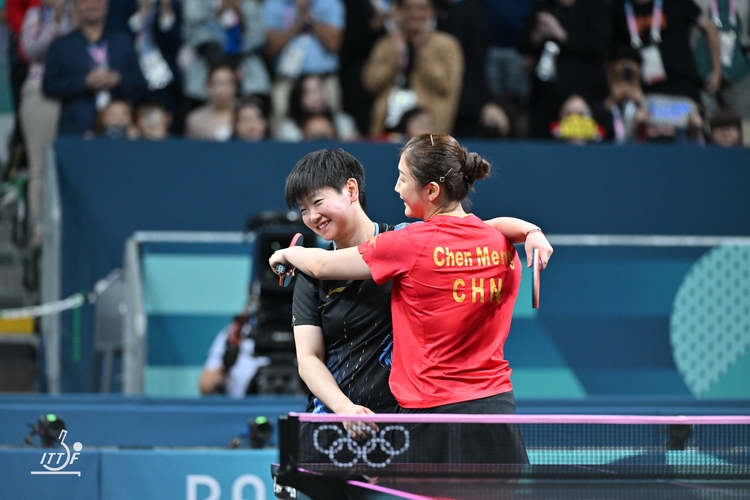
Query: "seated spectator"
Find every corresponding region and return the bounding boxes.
[436,0,494,139]
[42,0,148,136]
[610,0,722,109]
[181,0,270,107]
[19,0,74,246]
[339,0,389,136]
[708,108,744,146]
[602,53,650,144]
[381,106,435,142]
[199,316,271,398]
[362,0,464,135]
[263,0,345,124]
[519,0,612,139]
[135,99,172,139]
[89,98,140,138]
[301,112,338,140]
[692,0,750,123]
[185,62,237,140]
[481,0,535,137]
[234,95,270,141]
[478,100,512,139]
[107,0,184,132]
[273,73,358,141]
[550,93,606,145]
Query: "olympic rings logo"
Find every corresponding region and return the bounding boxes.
[312,424,410,468]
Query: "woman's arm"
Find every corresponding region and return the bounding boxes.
[270,246,372,281]
[484,217,554,269]
[295,325,374,415]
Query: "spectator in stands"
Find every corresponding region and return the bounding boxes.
[478,100,512,139]
[185,61,238,140]
[550,93,606,145]
[436,0,494,138]
[274,73,358,141]
[708,107,744,146]
[338,0,389,135]
[107,0,183,133]
[199,316,271,398]
[480,0,535,137]
[520,0,612,139]
[692,0,750,123]
[263,0,345,124]
[300,111,338,140]
[181,0,270,111]
[18,0,74,246]
[234,95,270,140]
[601,53,650,144]
[362,0,464,135]
[42,0,148,136]
[90,97,140,138]
[135,99,172,139]
[6,0,39,170]
[611,0,722,109]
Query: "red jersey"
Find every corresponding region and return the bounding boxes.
[358,214,521,408]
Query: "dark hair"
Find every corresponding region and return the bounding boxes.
[284,148,367,211]
[288,74,332,129]
[709,108,742,130]
[94,98,133,136]
[207,61,239,85]
[234,95,271,139]
[400,133,490,207]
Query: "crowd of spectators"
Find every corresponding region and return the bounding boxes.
[4,0,748,150]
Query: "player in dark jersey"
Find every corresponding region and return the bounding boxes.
[282,148,553,423]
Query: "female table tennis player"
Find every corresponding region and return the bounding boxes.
[272,134,549,463]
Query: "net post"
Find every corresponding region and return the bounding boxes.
[278,413,299,476]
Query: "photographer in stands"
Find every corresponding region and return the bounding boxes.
[199,314,271,398]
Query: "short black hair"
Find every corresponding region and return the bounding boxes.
[284,148,367,211]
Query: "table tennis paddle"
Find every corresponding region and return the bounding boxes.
[532,248,541,309]
[276,232,304,287]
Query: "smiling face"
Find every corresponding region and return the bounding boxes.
[394,155,427,219]
[297,185,356,242]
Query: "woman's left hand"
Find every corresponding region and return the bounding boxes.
[525,232,553,270]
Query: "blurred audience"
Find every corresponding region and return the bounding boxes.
[234,95,270,140]
[300,111,338,140]
[42,0,148,135]
[19,0,74,246]
[274,73,358,141]
[135,98,173,138]
[362,0,463,135]
[603,52,650,143]
[550,93,606,144]
[181,0,270,108]
[708,107,744,146]
[520,0,612,139]
[692,0,750,123]
[118,0,184,133]
[185,61,237,140]
[480,0,534,137]
[611,0,722,108]
[263,0,345,124]
[478,100,512,139]
[90,97,140,138]
[339,0,388,135]
[435,0,493,138]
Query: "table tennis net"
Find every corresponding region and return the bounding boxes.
[278,414,750,480]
